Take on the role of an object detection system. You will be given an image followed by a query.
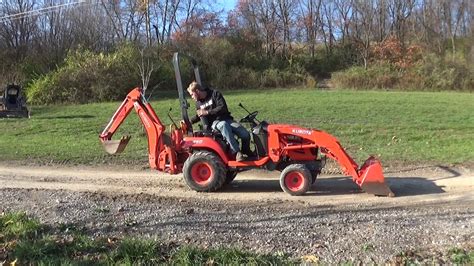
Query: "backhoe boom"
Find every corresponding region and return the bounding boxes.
[99,88,168,170]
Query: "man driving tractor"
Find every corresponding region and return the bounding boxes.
[186,81,252,161]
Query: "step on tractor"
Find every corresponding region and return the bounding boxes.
[0,84,30,118]
[99,53,394,197]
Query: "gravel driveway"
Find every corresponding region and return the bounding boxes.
[1,164,472,264]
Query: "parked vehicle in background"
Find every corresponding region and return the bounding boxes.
[0,84,30,118]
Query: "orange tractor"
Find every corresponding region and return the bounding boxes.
[99,53,394,197]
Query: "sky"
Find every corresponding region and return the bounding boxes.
[218,0,238,12]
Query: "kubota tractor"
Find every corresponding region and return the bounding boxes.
[99,53,394,197]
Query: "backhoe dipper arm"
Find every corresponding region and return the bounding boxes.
[99,87,166,169]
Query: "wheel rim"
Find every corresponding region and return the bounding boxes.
[285,171,304,192]
[191,162,213,185]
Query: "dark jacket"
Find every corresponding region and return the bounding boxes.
[190,89,233,126]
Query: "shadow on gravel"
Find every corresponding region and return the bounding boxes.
[222,179,281,193]
[435,165,462,179]
[385,164,461,180]
[385,177,445,197]
[222,177,366,196]
[222,176,445,197]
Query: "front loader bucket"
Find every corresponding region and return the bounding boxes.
[357,157,395,197]
[101,136,131,155]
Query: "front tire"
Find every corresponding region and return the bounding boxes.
[183,151,226,192]
[280,164,311,196]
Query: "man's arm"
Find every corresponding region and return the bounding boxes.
[189,101,200,124]
[190,114,200,124]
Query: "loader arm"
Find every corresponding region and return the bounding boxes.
[267,125,394,196]
[99,87,167,169]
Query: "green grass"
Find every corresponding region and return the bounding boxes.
[395,248,474,265]
[0,212,294,264]
[0,89,473,166]
[0,212,43,240]
[448,247,474,264]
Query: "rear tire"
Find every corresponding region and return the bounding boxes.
[183,151,226,192]
[280,164,311,196]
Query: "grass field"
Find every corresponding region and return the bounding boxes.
[0,89,473,166]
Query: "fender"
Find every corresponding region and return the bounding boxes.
[182,137,230,164]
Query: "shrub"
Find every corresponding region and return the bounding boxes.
[220,67,260,89]
[27,44,146,104]
[199,38,235,79]
[333,52,474,91]
[260,68,282,87]
[418,53,474,91]
[259,68,307,88]
[293,43,358,78]
[332,63,401,89]
[305,75,317,88]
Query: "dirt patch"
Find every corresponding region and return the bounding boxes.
[0,163,472,263]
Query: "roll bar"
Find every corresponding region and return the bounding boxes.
[172,52,204,135]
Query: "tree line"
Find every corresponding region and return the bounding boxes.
[1,0,472,102]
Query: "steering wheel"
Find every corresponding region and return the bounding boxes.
[240,111,258,123]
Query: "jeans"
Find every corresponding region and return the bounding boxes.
[212,119,251,154]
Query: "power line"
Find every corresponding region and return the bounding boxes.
[0,1,96,22]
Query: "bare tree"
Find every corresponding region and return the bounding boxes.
[374,0,387,42]
[321,0,336,55]
[353,0,376,69]
[441,0,466,57]
[276,0,294,58]
[35,0,73,63]
[68,2,115,52]
[334,0,352,44]
[137,49,154,92]
[387,0,415,46]
[239,0,280,58]
[151,0,181,44]
[298,0,321,58]
[100,0,146,42]
[137,0,152,46]
[417,0,443,53]
[469,0,474,63]
[0,0,38,60]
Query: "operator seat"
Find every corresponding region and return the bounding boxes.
[5,86,19,106]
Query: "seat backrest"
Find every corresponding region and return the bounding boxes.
[5,85,20,106]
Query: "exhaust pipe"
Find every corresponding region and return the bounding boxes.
[357,156,395,197]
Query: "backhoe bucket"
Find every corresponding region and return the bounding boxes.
[101,136,131,155]
[357,157,395,197]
